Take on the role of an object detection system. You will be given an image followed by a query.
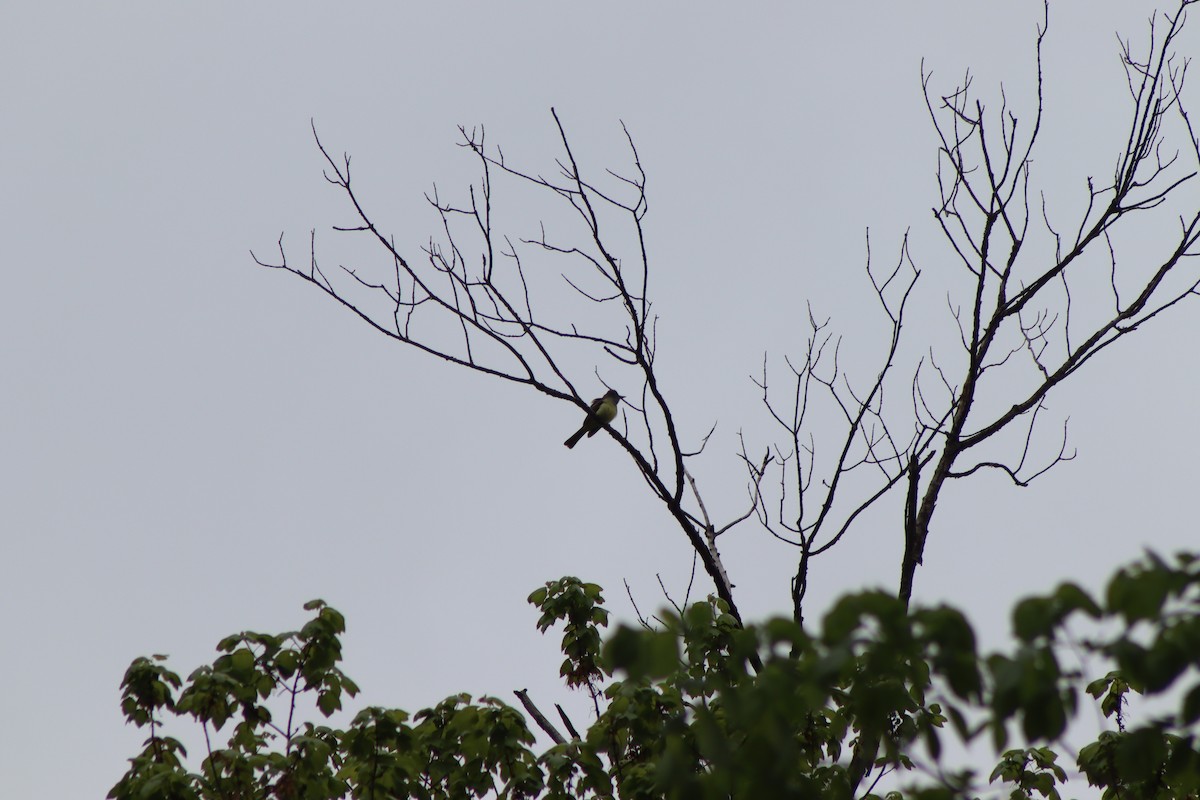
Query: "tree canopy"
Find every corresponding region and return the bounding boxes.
[112,553,1200,798]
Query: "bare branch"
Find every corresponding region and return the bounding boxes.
[512,690,566,745]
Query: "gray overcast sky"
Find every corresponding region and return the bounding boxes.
[3,2,1197,797]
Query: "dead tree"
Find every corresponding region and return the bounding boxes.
[746,0,1200,627]
[255,3,1200,642]
[254,113,756,627]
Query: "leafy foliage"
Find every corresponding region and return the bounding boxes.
[113,551,1200,799]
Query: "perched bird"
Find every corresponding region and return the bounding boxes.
[564,389,622,449]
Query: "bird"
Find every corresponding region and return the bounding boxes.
[564,389,622,449]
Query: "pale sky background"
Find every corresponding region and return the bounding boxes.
[3,3,1198,798]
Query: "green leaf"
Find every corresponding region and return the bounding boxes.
[317,689,340,716]
[230,648,255,674]
[1180,683,1200,725]
[1114,727,1167,783]
[1013,597,1054,642]
[1054,582,1100,617]
[604,626,679,680]
[1106,567,1170,622]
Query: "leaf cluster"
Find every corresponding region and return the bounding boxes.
[111,552,1200,799]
